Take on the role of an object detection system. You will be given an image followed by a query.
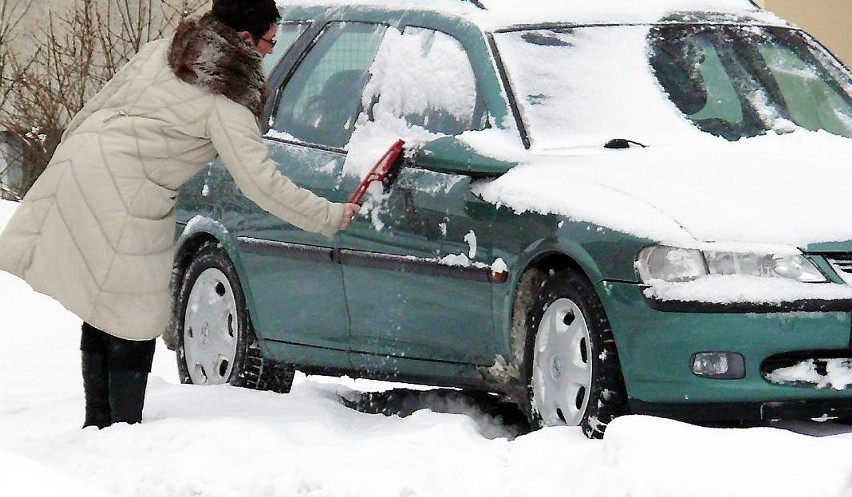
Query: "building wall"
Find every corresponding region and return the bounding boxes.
[756,0,851,65]
[3,0,210,58]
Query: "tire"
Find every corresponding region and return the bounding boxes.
[524,268,627,438]
[175,243,294,393]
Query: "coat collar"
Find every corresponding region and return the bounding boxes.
[167,12,266,119]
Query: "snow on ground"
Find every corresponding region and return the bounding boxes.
[1,198,851,497]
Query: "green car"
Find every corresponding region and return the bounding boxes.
[165,0,852,437]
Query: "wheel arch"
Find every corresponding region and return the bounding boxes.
[164,216,246,350]
[507,249,628,434]
[510,251,591,367]
[494,244,612,410]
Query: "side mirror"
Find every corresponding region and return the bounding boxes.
[412,136,514,177]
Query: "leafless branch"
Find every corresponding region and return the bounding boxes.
[0,0,208,197]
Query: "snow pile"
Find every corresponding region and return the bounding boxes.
[767,359,852,390]
[2,199,852,497]
[0,450,111,497]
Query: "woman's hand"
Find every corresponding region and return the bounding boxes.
[339,203,361,230]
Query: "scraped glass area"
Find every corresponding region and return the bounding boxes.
[648,24,852,140]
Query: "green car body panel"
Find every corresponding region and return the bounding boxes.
[171,3,852,421]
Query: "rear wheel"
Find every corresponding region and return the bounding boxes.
[525,268,627,438]
[175,243,294,393]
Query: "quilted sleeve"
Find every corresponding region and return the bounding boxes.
[206,95,344,238]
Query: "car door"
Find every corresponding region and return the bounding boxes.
[338,26,498,370]
[235,21,387,367]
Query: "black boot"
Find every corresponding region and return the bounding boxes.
[108,369,149,425]
[82,321,154,427]
[81,350,112,429]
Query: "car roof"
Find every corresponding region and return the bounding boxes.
[277,0,791,31]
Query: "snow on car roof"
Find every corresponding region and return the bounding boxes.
[278,0,788,30]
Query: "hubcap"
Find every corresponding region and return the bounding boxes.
[183,268,238,385]
[532,298,593,426]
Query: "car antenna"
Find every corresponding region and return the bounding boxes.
[604,138,647,149]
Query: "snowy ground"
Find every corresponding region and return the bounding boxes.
[1,198,851,497]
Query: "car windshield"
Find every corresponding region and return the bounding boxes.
[493,24,852,148]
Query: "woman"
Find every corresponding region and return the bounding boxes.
[0,0,359,428]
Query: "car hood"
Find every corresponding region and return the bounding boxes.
[473,131,852,249]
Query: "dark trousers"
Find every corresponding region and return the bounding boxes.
[80,322,155,428]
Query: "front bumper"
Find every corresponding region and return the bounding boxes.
[600,281,852,411]
[630,399,852,421]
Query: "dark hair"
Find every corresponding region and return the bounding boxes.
[212,0,281,42]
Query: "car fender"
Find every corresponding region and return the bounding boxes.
[507,230,607,292]
[168,216,258,348]
[490,230,601,371]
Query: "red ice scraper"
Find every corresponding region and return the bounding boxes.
[348,139,406,205]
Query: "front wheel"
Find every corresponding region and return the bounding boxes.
[525,269,627,438]
[174,243,293,393]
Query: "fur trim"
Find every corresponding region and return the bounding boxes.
[168,12,266,118]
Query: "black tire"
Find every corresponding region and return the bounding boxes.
[524,268,627,438]
[175,243,294,393]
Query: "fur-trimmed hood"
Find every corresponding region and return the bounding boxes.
[168,12,266,118]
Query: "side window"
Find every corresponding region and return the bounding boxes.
[262,22,309,75]
[272,22,387,148]
[364,27,483,136]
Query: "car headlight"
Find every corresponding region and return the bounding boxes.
[636,245,827,283]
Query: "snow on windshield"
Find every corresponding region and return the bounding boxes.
[494,26,710,149]
[472,25,852,249]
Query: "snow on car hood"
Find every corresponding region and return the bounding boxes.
[473,131,852,248]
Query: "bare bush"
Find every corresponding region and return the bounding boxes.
[0,0,32,199]
[0,0,207,199]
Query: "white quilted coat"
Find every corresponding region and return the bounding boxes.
[0,38,345,340]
